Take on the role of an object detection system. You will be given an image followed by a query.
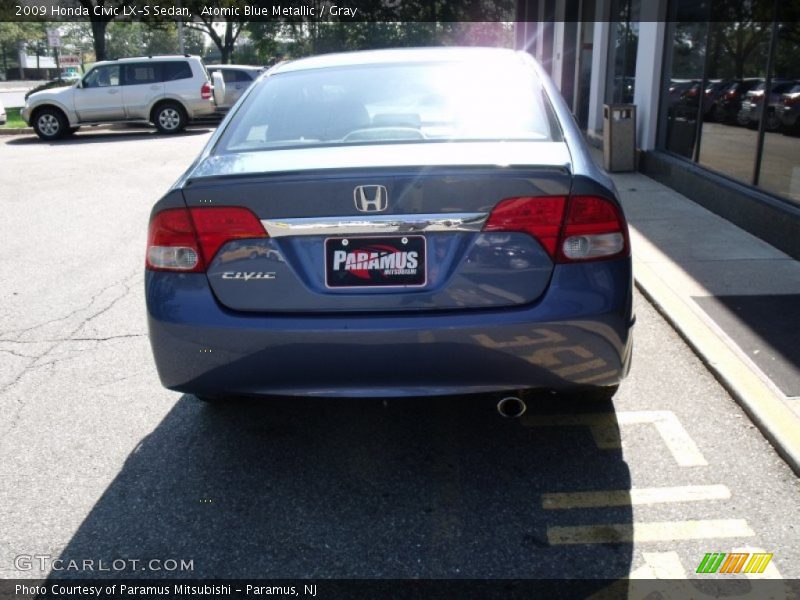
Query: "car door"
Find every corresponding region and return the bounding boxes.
[74,65,124,121]
[122,62,164,119]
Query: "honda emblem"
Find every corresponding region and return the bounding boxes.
[354,185,388,212]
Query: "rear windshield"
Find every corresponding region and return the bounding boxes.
[216,60,555,153]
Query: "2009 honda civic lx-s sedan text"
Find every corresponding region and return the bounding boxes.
[145,48,634,405]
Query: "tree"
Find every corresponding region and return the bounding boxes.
[182,1,247,63]
[76,0,131,61]
[0,22,43,77]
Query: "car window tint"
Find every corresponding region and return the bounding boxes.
[125,64,159,85]
[219,60,553,152]
[162,61,192,81]
[84,65,120,88]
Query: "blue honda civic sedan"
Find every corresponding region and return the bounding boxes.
[145,48,633,411]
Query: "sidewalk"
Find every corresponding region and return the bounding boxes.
[590,147,800,475]
[0,80,47,92]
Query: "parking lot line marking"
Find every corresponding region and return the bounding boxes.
[733,547,782,579]
[588,552,687,600]
[616,411,708,466]
[547,519,754,544]
[590,549,782,600]
[633,255,800,476]
[641,551,687,579]
[541,484,730,509]
[524,410,708,467]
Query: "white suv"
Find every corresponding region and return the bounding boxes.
[21,55,224,140]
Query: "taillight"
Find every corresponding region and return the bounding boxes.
[147,208,203,272]
[483,195,627,263]
[558,196,627,262]
[189,207,266,265]
[201,81,212,100]
[146,206,266,272]
[483,196,566,259]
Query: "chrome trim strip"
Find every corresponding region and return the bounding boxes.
[261,212,488,237]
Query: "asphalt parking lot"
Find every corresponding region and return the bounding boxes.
[1,129,799,591]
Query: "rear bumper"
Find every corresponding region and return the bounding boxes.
[146,259,634,398]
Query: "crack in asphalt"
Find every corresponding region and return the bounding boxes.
[0,334,146,344]
[0,271,144,436]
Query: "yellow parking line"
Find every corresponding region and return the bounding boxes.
[616,411,708,466]
[547,519,754,545]
[542,484,730,509]
[641,551,687,579]
[524,410,707,467]
[734,547,781,579]
[633,255,800,475]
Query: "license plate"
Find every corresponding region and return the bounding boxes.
[325,236,426,288]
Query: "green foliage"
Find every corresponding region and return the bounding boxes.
[0,22,41,48]
[245,21,514,66]
[1,107,28,129]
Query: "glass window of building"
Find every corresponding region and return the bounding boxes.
[757,20,800,204]
[605,0,640,105]
[662,0,709,159]
[698,1,772,183]
[660,0,799,206]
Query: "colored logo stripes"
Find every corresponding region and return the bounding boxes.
[696,552,773,574]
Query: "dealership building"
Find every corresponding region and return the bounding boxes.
[515,0,800,259]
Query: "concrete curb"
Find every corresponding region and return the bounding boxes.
[0,124,159,136]
[632,255,800,477]
[0,127,32,135]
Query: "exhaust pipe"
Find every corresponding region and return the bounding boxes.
[497,396,527,419]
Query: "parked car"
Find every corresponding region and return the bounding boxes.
[673,80,734,120]
[779,82,800,132]
[21,55,224,140]
[60,70,82,83]
[145,48,634,407]
[0,98,6,125]
[206,65,264,111]
[737,80,798,131]
[701,80,731,118]
[666,79,701,119]
[710,79,761,123]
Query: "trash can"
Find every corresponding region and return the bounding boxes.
[603,104,636,172]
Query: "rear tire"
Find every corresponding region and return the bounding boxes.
[33,107,68,141]
[153,102,187,134]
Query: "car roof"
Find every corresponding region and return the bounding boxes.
[271,47,525,74]
[208,64,264,71]
[94,55,201,67]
